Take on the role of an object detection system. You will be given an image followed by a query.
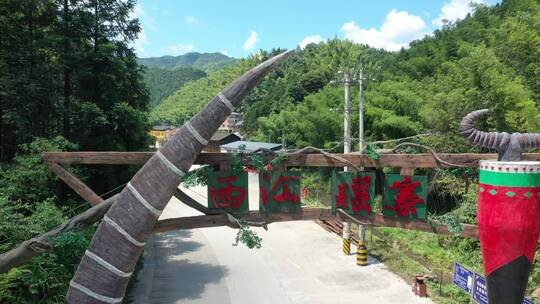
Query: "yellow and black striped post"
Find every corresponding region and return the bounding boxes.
[342,222,351,255]
[356,224,368,266]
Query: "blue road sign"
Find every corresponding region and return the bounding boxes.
[524,298,536,304]
[471,273,535,304]
[453,263,474,293]
[472,274,488,304]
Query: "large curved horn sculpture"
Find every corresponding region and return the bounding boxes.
[459,108,540,161]
[460,109,540,304]
[65,50,292,303]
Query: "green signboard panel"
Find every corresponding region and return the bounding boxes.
[208,170,249,214]
[259,171,301,213]
[331,171,376,215]
[383,174,428,219]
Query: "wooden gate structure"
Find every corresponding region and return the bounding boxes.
[3,51,539,303]
[40,150,540,237]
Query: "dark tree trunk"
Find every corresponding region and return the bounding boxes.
[65,51,291,303]
[62,0,71,139]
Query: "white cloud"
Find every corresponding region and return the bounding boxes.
[243,30,258,51]
[132,4,157,31]
[129,4,156,55]
[132,29,148,55]
[168,44,196,55]
[299,35,324,49]
[219,50,229,56]
[184,16,198,25]
[433,0,485,27]
[341,9,426,52]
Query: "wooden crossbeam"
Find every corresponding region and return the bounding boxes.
[153,207,479,239]
[42,151,540,168]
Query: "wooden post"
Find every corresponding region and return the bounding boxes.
[400,167,416,176]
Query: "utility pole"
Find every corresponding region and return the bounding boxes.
[358,67,365,154]
[357,67,368,255]
[343,70,352,161]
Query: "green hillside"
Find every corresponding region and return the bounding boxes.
[150,57,256,124]
[150,2,540,301]
[138,52,237,73]
[152,0,540,148]
[144,66,206,108]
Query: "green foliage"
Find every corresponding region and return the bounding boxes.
[0,137,76,204]
[143,66,206,108]
[0,0,150,302]
[0,0,151,194]
[269,152,288,168]
[430,213,463,235]
[0,137,92,303]
[138,52,238,73]
[233,220,267,249]
[150,59,255,125]
[365,144,381,160]
[181,166,213,188]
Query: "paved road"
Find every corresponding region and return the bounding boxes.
[127,173,434,304]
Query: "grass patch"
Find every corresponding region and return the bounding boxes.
[367,227,481,303]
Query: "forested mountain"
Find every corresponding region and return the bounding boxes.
[150,58,255,124]
[138,52,238,73]
[144,66,206,107]
[152,0,540,152]
[139,52,237,108]
[0,0,149,302]
[2,0,540,302]
[149,2,540,300]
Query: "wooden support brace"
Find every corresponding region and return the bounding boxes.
[153,208,336,233]
[173,188,221,215]
[153,207,479,239]
[337,211,478,239]
[45,162,104,206]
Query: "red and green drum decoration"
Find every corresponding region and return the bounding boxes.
[478,160,540,303]
[382,174,427,220]
[259,171,301,213]
[208,170,249,214]
[332,171,375,215]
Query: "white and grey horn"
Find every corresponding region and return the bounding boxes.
[459,109,540,161]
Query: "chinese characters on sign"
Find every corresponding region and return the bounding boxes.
[208,171,249,214]
[332,171,376,215]
[453,263,474,294]
[259,171,301,213]
[452,263,536,304]
[383,174,427,219]
[472,274,488,304]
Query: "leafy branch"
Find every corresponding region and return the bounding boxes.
[233,220,268,249]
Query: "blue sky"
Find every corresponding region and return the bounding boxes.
[134,0,500,58]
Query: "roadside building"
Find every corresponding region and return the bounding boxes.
[203,131,241,152]
[219,112,243,133]
[150,125,174,140]
[220,141,282,153]
[150,125,177,149]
